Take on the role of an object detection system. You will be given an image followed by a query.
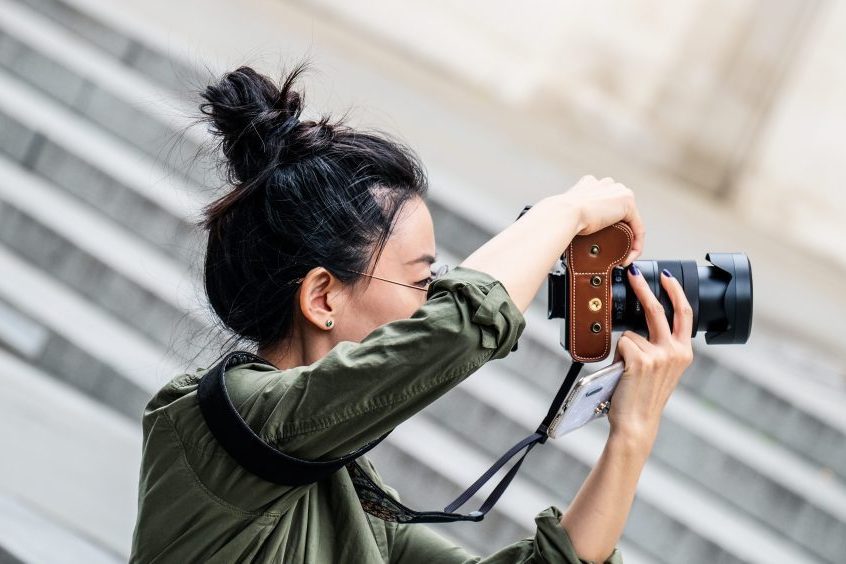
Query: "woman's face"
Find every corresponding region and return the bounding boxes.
[330,195,437,344]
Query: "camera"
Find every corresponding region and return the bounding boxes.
[516,204,753,361]
[547,251,753,353]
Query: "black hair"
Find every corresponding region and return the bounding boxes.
[197,59,428,351]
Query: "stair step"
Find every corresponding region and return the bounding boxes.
[0,295,149,420]
[9,0,206,93]
[0,348,140,560]
[0,496,122,564]
[0,64,202,237]
[0,154,209,356]
[0,0,216,188]
[690,343,846,484]
[0,298,48,357]
[0,244,180,402]
[659,386,846,562]
[0,111,202,266]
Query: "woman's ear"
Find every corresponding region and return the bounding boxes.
[298,267,344,330]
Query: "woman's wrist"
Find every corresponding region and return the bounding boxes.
[537,194,586,236]
[607,425,656,462]
[462,193,586,311]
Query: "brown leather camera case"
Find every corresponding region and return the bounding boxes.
[565,222,633,363]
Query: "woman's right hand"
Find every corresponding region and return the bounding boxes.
[561,175,645,267]
[461,174,643,312]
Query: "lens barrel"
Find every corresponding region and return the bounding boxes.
[609,253,752,344]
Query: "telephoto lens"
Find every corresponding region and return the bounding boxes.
[609,253,752,344]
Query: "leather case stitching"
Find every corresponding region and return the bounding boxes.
[567,223,632,362]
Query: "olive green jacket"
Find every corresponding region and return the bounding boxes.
[129,266,622,563]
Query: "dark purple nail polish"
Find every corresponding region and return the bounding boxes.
[629,263,640,276]
[662,268,673,278]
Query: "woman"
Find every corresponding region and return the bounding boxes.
[129,61,694,563]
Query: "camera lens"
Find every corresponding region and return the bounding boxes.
[610,252,753,344]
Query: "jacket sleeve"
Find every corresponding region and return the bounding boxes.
[388,507,623,564]
[232,265,526,459]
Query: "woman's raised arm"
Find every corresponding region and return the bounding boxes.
[227,177,637,463]
[461,175,644,312]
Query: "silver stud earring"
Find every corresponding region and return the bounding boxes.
[325,319,334,328]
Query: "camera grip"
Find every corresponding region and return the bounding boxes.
[565,222,633,362]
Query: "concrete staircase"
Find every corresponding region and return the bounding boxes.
[0,0,843,562]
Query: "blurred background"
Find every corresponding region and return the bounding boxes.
[0,0,844,562]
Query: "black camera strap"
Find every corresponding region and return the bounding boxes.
[197,350,585,524]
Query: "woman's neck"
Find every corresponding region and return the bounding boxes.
[257,330,333,370]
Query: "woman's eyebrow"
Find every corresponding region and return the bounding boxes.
[405,253,437,265]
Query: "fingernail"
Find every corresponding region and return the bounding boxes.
[662,268,673,278]
[629,263,640,276]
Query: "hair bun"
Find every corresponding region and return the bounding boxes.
[200,65,307,185]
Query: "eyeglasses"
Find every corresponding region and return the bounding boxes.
[289,263,451,292]
[339,263,451,292]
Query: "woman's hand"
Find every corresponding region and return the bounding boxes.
[607,264,695,448]
[560,175,646,267]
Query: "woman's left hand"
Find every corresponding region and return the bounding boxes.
[607,265,695,448]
